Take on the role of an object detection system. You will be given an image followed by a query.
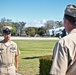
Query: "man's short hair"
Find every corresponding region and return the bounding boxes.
[64,4,76,25]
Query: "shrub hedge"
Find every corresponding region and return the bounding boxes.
[39,55,53,75]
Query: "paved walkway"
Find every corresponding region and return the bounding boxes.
[0,36,59,40]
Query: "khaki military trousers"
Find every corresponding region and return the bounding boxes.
[0,64,16,75]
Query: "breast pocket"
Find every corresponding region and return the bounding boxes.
[0,48,5,64]
[10,47,16,63]
[10,47,16,53]
[0,48,4,54]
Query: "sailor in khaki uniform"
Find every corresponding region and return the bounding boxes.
[0,26,19,75]
[50,4,76,75]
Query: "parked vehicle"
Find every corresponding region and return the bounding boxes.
[48,27,65,37]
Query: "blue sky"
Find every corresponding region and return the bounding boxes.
[0,0,76,27]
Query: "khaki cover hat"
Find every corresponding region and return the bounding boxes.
[65,4,76,17]
[2,26,12,34]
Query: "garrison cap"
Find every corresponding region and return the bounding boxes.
[65,4,76,17]
[2,26,12,34]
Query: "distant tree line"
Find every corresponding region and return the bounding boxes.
[0,18,26,36]
[0,18,63,37]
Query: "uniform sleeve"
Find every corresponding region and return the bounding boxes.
[15,48,19,56]
[15,43,19,56]
[50,41,68,75]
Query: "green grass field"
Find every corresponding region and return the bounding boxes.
[14,40,57,75]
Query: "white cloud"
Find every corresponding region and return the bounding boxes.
[41,19,47,24]
[25,19,47,27]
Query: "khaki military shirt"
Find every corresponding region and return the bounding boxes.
[0,40,19,66]
[50,29,76,75]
